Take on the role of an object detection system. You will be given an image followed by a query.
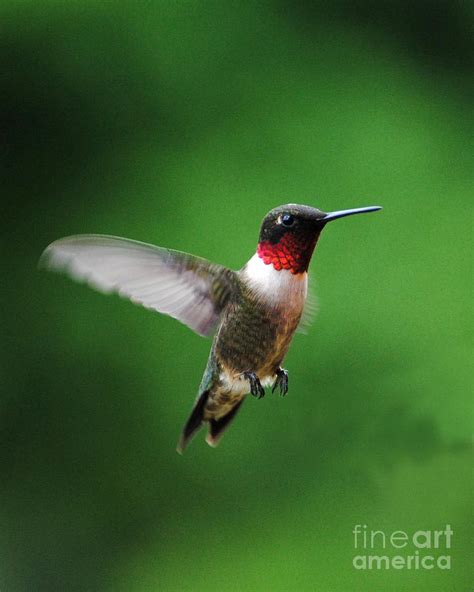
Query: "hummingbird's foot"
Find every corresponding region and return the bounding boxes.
[272,368,289,396]
[243,372,265,399]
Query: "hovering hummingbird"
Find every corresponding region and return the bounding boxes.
[40,203,381,453]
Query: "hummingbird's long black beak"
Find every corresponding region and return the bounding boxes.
[323,206,382,222]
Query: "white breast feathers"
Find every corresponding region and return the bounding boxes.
[241,253,307,308]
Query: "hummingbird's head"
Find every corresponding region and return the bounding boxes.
[257,203,382,274]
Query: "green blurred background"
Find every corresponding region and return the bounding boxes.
[2,1,472,591]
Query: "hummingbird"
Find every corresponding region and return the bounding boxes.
[40,203,381,453]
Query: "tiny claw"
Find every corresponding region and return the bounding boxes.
[272,368,289,397]
[243,372,265,399]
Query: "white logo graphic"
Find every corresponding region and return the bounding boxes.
[352,524,453,570]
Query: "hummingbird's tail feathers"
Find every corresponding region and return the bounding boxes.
[206,399,245,448]
[176,390,210,454]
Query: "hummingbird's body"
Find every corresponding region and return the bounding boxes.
[40,203,381,452]
[197,254,306,444]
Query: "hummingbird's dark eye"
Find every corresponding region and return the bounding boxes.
[280,214,295,227]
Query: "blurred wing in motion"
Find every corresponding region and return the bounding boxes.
[296,278,318,334]
[39,235,238,337]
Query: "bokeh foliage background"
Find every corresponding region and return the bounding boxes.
[1,1,472,591]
